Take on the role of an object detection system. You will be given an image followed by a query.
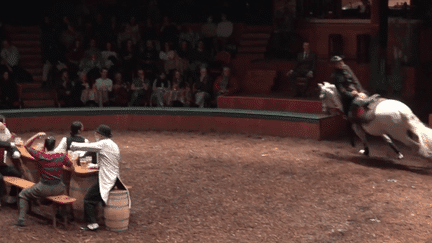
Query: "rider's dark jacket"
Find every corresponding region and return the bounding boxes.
[331,64,367,115]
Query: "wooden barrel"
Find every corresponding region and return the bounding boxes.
[69,173,98,221]
[104,189,130,232]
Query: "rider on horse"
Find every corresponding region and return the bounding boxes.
[330,56,379,123]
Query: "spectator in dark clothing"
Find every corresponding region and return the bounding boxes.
[160,16,179,50]
[192,66,213,108]
[0,69,18,109]
[139,40,159,73]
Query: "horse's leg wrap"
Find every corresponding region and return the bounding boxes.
[352,123,369,156]
[382,134,403,159]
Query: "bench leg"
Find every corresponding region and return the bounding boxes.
[52,203,57,228]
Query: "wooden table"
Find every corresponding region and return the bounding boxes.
[15,145,99,222]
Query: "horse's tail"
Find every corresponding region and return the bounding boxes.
[405,113,432,158]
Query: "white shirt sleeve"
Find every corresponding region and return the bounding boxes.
[54,137,67,152]
[70,140,103,152]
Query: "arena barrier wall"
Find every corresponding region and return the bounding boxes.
[1,107,347,140]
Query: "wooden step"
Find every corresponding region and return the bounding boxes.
[20,55,42,63]
[238,46,267,53]
[19,62,42,69]
[242,33,271,40]
[22,99,57,108]
[5,25,40,33]
[236,53,265,60]
[245,25,274,32]
[18,83,42,90]
[18,47,42,55]
[240,39,268,46]
[21,91,55,100]
[13,40,41,47]
[26,68,43,76]
[10,33,40,40]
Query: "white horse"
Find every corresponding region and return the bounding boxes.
[318,82,432,159]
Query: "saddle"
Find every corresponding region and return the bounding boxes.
[348,94,383,124]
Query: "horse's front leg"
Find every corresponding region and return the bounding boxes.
[382,134,404,159]
[352,123,369,156]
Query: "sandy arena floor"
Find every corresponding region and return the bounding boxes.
[1,129,432,242]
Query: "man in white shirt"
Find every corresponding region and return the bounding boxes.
[70,124,129,231]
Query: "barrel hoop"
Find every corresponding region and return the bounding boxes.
[106,204,128,209]
[69,186,91,192]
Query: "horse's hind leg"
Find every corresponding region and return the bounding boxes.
[382,134,404,159]
[352,123,369,156]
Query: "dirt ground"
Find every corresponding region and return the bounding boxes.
[1,129,432,243]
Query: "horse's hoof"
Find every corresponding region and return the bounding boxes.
[359,149,370,156]
[397,153,404,160]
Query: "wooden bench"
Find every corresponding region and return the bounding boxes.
[3,176,76,228]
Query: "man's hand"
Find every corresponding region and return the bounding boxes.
[286,70,294,76]
[351,90,359,96]
[306,71,313,78]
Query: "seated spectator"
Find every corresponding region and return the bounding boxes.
[101,41,119,71]
[159,42,177,73]
[80,72,98,107]
[94,67,113,107]
[78,53,102,77]
[112,72,130,107]
[1,39,33,83]
[213,66,239,103]
[179,26,201,49]
[41,15,64,88]
[216,13,233,51]
[65,39,86,74]
[286,42,316,97]
[160,16,179,50]
[177,41,193,61]
[120,39,138,79]
[59,24,83,54]
[56,69,80,107]
[201,15,217,55]
[0,69,18,109]
[192,66,213,108]
[189,41,212,75]
[150,71,170,107]
[84,38,102,60]
[106,15,121,46]
[139,40,159,73]
[119,16,141,45]
[141,18,158,43]
[164,70,192,107]
[129,68,151,106]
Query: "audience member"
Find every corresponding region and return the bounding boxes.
[141,18,158,43]
[78,53,102,77]
[41,15,64,87]
[112,72,130,107]
[160,16,179,50]
[66,39,86,73]
[94,67,113,106]
[151,71,170,107]
[0,69,18,109]
[192,66,213,108]
[286,42,316,97]
[201,15,217,55]
[164,69,191,107]
[216,13,233,51]
[120,16,141,45]
[139,40,159,73]
[213,66,239,103]
[100,41,119,71]
[59,24,83,54]
[159,42,177,73]
[120,39,138,79]
[1,39,33,83]
[189,40,212,75]
[84,38,102,60]
[56,69,79,107]
[129,68,151,106]
[179,26,200,49]
[80,72,99,107]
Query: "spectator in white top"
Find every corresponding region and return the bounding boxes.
[216,13,233,51]
[94,68,113,106]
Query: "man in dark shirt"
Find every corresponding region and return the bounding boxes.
[14,132,74,227]
[286,42,316,97]
[330,55,377,121]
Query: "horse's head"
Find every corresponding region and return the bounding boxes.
[318,82,343,115]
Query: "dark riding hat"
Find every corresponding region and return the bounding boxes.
[96,124,112,138]
[330,56,343,62]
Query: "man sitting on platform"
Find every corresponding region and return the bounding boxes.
[213,66,239,106]
[14,133,75,227]
[286,42,316,97]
